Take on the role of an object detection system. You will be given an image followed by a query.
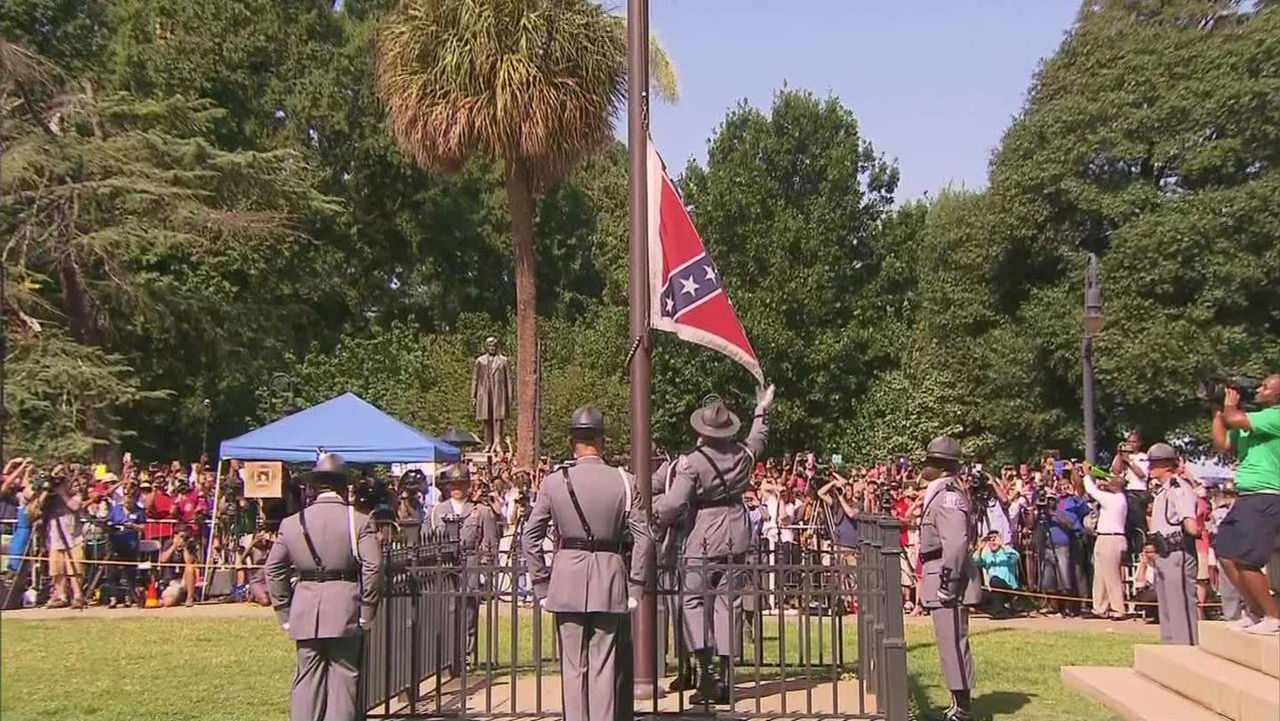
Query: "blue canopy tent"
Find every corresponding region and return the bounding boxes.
[218,392,460,463]
[202,393,459,598]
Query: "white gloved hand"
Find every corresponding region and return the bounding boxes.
[754,383,776,413]
[936,588,955,605]
[282,623,290,632]
[627,597,639,611]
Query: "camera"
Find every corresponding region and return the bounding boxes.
[1199,376,1260,410]
[34,473,65,494]
[970,469,991,501]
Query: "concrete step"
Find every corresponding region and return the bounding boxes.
[1061,666,1228,721]
[1134,644,1279,721]
[1199,620,1280,679]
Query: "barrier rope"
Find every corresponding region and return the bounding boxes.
[980,583,1222,608]
[3,553,264,571]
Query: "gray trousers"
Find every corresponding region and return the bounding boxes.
[556,612,623,721]
[681,556,744,656]
[1154,549,1198,645]
[930,605,975,692]
[292,636,361,721]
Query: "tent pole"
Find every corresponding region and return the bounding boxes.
[199,457,225,602]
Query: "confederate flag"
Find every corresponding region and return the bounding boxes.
[647,141,765,385]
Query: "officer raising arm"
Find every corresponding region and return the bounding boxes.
[521,408,653,721]
[265,453,382,721]
[653,384,775,705]
[918,437,982,721]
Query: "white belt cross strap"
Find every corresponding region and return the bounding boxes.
[617,467,632,517]
[347,505,360,562]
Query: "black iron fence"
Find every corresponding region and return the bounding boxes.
[360,515,908,721]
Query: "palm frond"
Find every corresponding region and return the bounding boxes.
[377,0,676,187]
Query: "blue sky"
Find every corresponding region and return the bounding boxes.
[632,1,1082,200]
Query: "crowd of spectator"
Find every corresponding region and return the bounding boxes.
[1,436,1272,627]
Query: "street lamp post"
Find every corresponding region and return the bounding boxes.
[201,398,212,456]
[1083,253,1104,463]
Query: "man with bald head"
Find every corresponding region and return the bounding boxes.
[1211,373,1280,636]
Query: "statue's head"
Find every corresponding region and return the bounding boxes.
[484,336,498,355]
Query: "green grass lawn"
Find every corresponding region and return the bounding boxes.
[1,613,1138,721]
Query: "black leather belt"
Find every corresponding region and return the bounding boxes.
[560,538,624,553]
[920,548,942,563]
[298,570,358,582]
[697,498,740,509]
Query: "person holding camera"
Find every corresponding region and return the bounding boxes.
[1111,431,1150,554]
[522,407,653,721]
[104,485,145,608]
[158,527,199,607]
[36,473,86,609]
[1081,463,1128,620]
[919,436,982,721]
[1211,375,1280,636]
[1146,443,1200,644]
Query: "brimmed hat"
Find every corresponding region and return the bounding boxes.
[435,464,471,488]
[305,452,350,487]
[925,435,962,462]
[690,400,741,439]
[1147,443,1178,463]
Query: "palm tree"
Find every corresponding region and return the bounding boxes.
[376,0,676,466]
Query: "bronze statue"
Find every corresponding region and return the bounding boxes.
[471,337,512,454]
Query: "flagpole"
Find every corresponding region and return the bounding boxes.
[627,0,659,701]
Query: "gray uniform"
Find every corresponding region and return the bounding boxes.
[428,498,499,663]
[265,493,383,721]
[654,413,767,656]
[1149,478,1199,645]
[918,476,982,692]
[652,457,694,672]
[522,456,653,721]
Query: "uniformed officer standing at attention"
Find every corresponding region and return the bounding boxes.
[918,436,982,721]
[265,453,383,721]
[654,384,775,705]
[1145,442,1200,645]
[651,447,696,693]
[428,464,499,671]
[522,408,653,721]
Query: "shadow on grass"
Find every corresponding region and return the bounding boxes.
[908,672,1034,720]
[974,690,1035,717]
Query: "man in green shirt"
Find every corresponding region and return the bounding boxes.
[1212,374,1280,636]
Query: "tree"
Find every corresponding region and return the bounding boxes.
[2,42,340,458]
[374,0,675,466]
[880,0,1280,461]
[666,89,898,453]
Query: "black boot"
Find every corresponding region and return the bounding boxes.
[667,655,697,692]
[688,650,720,705]
[690,652,730,705]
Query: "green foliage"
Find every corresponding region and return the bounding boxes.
[278,308,631,461]
[862,0,1280,462]
[666,89,898,454]
[4,328,166,459]
[6,0,1277,467]
[2,64,340,459]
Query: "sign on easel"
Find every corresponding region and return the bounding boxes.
[243,461,283,499]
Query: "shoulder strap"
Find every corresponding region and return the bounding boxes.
[298,507,326,571]
[617,467,632,513]
[560,468,595,542]
[347,505,360,562]
[693,447,731,490]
